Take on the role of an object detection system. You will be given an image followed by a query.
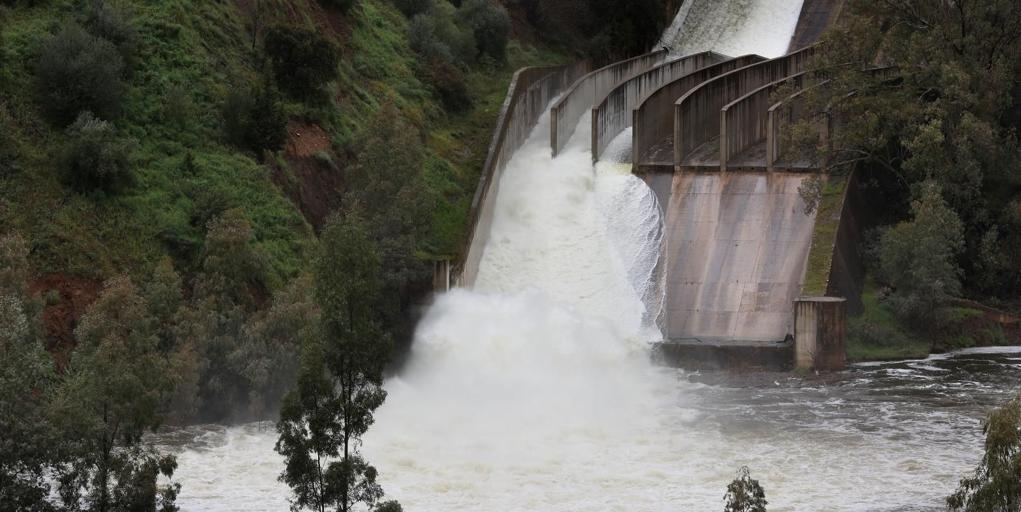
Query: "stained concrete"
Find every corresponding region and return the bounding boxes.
[649,172,817,342]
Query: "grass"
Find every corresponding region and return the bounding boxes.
[802,174,849,296]
[0,0,571,284]
[847,281,931,361]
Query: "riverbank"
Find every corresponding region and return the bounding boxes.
[848,281,1019,362]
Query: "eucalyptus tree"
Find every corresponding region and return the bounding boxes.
[948,394,1021,511]
[276,213,399,512]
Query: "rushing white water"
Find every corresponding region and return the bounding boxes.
[659,0,805,58]
[162,3,1020,511]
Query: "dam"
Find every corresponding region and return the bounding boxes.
[161,1,1020,511]
[454,0,853,369]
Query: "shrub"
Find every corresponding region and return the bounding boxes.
[221,83,286,154]
[420,58,472,112]
[83,0,137,74]
[879,182,965,322]
[35,22,125,126]
[317,0,357,11]
[60,112,135,193]
[263,25,339,100]
[0,102,15,176]
[458,0,510,63]
[393,0,431,17]
[408,2,475,68]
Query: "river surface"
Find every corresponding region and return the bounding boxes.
[159,1,1021,511]
[160,348,1021,512]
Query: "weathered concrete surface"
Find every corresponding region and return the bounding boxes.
[591,51,727,161]
[633,55,766,167]
[651,172,817,342]
[720,72,807,170]
[823,171,866,315]
[653,338,793,371]
[458,63,590,287]
[794,297,847,371]
[674,46,815,168]
[551,51,668,156]
[787,0,845,52]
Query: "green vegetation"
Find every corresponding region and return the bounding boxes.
[795,0,1021,357]
[847,282,930,361]
[949,393,1021,511]
[801,174,848,296]
[60,112,136,194]
[264,25,340,100]
[724,467,768,512]
[276,213,398,512]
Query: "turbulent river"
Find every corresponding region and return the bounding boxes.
[160,1,1021,511]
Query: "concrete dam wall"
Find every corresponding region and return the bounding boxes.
[645,172,816,341]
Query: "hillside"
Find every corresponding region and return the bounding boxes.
[0,0,568,349]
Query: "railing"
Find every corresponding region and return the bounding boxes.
[591,51,727,162]
[456,62,590,287]
[673,45,816,167]
[766,79,831,170]
[550,50,668,156]
[720,72,808,170]
[632,55,766,167]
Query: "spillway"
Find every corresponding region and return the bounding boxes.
[160,2,1021,511]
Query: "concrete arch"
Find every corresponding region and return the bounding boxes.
[632,54,766,169]
[550,50,669,156]
[672,45,816,169]
[590,51,727,162]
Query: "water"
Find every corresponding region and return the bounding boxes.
[659,0,806,58]
[160,2,1020,511]
[162,348,1021,511]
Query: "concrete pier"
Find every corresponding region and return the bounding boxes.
[794,297,847,371]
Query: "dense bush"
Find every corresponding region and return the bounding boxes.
[221,83,287,154]
[408,1,475,68]
[459,0,510,63]
[879,183,965,322]
[60,112,136,193]
[83,0,138,74]
[263,25,339,100]
[317,0,357,11]
[35,22,126,126]
[393,0,431,17]
[420,58,472,112]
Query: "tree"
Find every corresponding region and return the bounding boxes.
[457,0,510,64]
[188,209,267,421]
[222,82,287,154]
[724,467,768,512]
[879,182,965,321]
[276,213,397,512]
[948,393,1021,511]
[83,0,138,75]
[393,0,431,17]
[61,111,136,194]
[236,274,319,417]
[0,233,57,512]
[35,22,125,126]
[345,104,434,293]
[793,0,1021,298]
[408,2,476,68]
[263,25,339,100]
[51,276,179,512]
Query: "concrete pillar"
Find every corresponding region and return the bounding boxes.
[432,260,452,292]
[794,297,847,371]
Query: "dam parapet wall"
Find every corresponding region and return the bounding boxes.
[551,51,668,156]
[673,46,816,168]
[591,51,727,161]
[633,55,766,167]
[457,62,590,287]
